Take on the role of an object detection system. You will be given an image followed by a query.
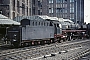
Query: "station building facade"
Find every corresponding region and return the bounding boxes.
[30,0,84,24]
[0,0,84,24]
[0,0,30,19]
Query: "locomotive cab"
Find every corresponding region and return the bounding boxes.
[7,26,21,47]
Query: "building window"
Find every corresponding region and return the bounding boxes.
[49,8,53,13]
[56,8,60,13]
[56,0,62,3]
[70,14,74,19]
[49,0,53,3]
[38,1,42,7]
[44,22,45,26]
[27,0,28,5]
[13,12,15,18]
[40,12,42,15]
[13,0,15,11]
[49,4,53,8]
[32,0,35,5]
[70,8,74,13]
[63,4,67,8]
[27,7,28,15]
[17,0,20,13]
[56,8,62,13]
[70,3,74,8]
[22,3,25,15]
[70,0,74,2]
[47,23,49,26]
[32,7,35,15]
[38,0,42,2]
[41,22,43,25]
[22,3,25,8]
[33,22,34,26]
[17,0,19,7]
[38,22,40,25]
[64,14,67,18]
[56,4,63,8]
[36,22,37,26]
[63,9,67,13]
[63,0,67,3]
[70,3,74,13]
[38,10,40,15]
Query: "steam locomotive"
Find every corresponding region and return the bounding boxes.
[5,16,89,47]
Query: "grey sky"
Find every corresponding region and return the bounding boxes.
[84,0,90,24]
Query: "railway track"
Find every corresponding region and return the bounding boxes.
[38,46,90,60]
[0,39,90,60]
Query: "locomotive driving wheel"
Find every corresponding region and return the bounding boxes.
[11,41,20,47]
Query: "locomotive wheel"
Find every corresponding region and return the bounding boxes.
[31,41,34,46]
[60,39,64,42]
[51,38,54,43]
[40,41,44,45]
[58,40,61,43]
[34,41,38,45]
[12,42,19,47]
[23,42,30,47]
[50,40,53,43]
[63,38,65,42]
[38,41,41,45]
[47,40,50,45]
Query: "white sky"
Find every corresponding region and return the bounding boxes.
[84,0,90,24]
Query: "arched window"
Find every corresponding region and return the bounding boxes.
[50,22,53,26]
[47,23,49,26]
[36,22,37,26]
[33,22,34,26]
[44,22,45,26]
[41,22,43,26]
[39,22,40,25]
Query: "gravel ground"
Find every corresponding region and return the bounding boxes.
[31,46,90,60]
[0,39,90,60]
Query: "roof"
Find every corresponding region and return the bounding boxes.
[0,14,20,25]
[14,16,42,22]
[0,19,20,25]
[0,14,8,19]
[14,15,59,22]
[63,19,74,23]
[38,15,59,21]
